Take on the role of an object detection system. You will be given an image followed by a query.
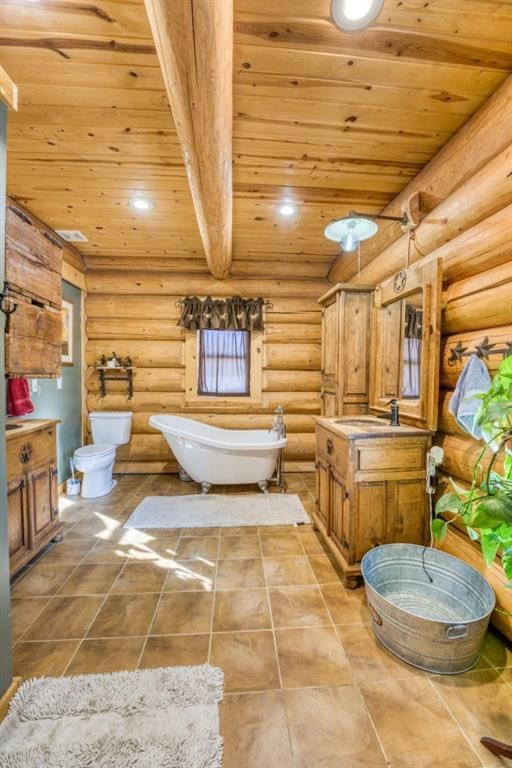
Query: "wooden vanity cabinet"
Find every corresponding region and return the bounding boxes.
[6,420,62,576]
[314,420,431,588]
[319,284,374,416]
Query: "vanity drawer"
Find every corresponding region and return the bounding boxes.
[316,426,347,474]
[7,426,57,482]
[356,443,425,473]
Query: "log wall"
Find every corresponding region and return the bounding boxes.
[85,270,328,473]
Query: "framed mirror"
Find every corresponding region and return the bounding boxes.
[369,258,442,431]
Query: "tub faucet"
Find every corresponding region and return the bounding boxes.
[377,399,400,427]
[271,405,287,438]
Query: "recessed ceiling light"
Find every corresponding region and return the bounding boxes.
[130,197,154,211]
[277,202,298,217]
[331,0,384,31]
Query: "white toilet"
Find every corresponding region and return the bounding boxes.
[73,411,132,498]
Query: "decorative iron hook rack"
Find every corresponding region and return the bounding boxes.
[448,336,512,366]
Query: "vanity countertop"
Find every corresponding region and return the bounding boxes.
[5,418,60,440]
[316,416,431,440]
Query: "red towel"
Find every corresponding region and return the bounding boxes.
[7,377,35,417]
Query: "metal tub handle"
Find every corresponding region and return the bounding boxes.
[446,624,468,640]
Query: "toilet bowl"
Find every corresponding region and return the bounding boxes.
[73,411,132,498]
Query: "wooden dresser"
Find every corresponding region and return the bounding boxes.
[314,416,431,588]
[6,419,62,576]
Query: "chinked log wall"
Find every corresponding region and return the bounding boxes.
[85,271,329,474]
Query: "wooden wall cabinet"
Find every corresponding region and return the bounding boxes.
[318,284,374,416]
[6,420,62,576]
[314,419,431,587]
[4,202,62,377]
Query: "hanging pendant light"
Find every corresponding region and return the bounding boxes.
[324,214,379,252]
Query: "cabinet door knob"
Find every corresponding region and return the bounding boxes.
[52,467,58,477]
[19,444,32,464]
[326,438,333,455]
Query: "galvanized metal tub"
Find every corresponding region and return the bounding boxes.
[361,543,495,674]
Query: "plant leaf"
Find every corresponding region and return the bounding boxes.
[431,518,448,543]
[435,493,464,516]
[476,495,512,525]
[481,532,500,565]
[467,526,480,541]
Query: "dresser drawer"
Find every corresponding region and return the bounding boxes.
[357,443,425,473]
[7,426,57,482]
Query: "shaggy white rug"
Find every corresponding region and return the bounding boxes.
[124,493,310,529]
[0,665,223,768]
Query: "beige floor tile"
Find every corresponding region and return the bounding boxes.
[276,627,352,688]
[131,528,182,539]
[284,686,386,768]
[298,531,325,555]
[10,597,51,641]
[175,537,219,561]
[13,640,80,678]
[480,629,512,668]
[87,593,159,637]
[12,564,76,597]
[216,558,265,590]
[151,592,213,635]
[260,534,305,557]
[336,623,424,683]
[64,519,124,541]
[221,691,293,768]
[181,527,220,537]
[40,540,95,565]
[308,553,343,584]
[82,540,139,564]
[263,556,316,587]
[321,583,369,624]
[66,637,145,675]
[164,559,216,592]
[24,596,104,640]
[111,562,168,593]
[139,634,210,668]
[210,631,280,693]
[258,525,300,535]
[57,563,123,595]
[213,589,271,632]
[269,585,331,628]
[219,535,262,559]
[220,526,259,536]
[360,678,478,768]
[432,668,512,767]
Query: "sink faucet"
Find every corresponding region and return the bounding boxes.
[377,399,400,427]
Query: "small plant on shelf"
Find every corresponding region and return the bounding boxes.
[433,355,512,581]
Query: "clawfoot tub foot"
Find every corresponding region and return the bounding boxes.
[258,480,269,494]
[200,481,212,495]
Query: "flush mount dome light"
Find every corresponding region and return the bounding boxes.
[277,202,298,217]
[130,197,154,211]
[331,0,384,31]
[324,214,378,252]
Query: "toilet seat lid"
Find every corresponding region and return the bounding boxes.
[75,443,115,459]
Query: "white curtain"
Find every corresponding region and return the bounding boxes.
[198,330,250,396]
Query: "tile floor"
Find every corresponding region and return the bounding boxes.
[9,473,512,768]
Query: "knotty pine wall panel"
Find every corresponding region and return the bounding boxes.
[85,271,328,473]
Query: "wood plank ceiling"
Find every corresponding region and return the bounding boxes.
[1,0,511,279]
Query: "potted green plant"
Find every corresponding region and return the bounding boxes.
[433,355,512,580]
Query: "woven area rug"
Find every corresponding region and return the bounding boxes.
[0,665,223,768]
[124,493,310,529]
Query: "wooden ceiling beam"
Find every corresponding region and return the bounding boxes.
[144,0,233,279]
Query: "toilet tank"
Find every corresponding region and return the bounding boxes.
[89,411,132,446]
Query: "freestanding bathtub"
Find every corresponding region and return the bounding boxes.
[149,415,287,493]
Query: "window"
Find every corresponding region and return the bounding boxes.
[198,330,250,396]
[185,328,263,405]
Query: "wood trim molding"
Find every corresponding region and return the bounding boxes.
[0,65,17,110]
[62,261,87,291]
[0,677,21,722]
[144,0,233,279]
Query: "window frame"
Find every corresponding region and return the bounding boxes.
[184,329,263,406]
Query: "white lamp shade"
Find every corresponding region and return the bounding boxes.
[324,215,379,251]
[331,0,384,31]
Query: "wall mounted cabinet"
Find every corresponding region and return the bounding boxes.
[4,202,62,377]
[6,419,62,576]
[318,284,374,417]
